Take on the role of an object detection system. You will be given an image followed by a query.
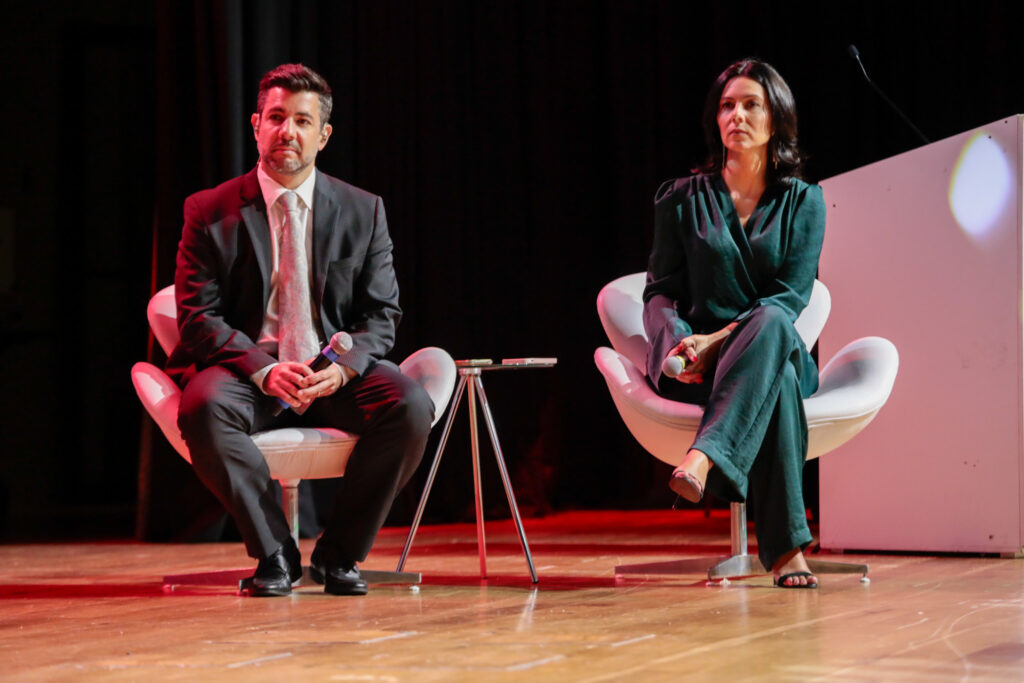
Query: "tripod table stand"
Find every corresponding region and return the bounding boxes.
[396,358,557,583]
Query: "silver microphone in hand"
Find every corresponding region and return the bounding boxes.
[308,331,354,372]
[273,331,354,414]
[662,354,687,378]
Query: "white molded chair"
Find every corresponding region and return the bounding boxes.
[132,285,457,587]
[594,273,899,582]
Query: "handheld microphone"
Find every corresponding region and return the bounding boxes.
[272,331,353,414]
[662,354,687,379]
[848,44,929,145]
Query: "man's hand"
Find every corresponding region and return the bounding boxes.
[265,361,358,409]
[264,362,316,409]
[297,362,354,402]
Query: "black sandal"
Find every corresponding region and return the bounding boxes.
[774,571,819,589]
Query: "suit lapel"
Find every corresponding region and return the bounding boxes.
[239,168,273,307]
[312,169,341,305]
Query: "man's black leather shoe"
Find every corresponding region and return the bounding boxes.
[309,546,368,596]
[239,538,302,597]
[323,564,369,596]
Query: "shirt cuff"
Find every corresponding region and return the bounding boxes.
[250,363,278,394]
[335,362,358,386]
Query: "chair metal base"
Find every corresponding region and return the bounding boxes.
[613,502,869,583]
[614,554,869,582]
[806,558,870,578]
[160,475,427,591]
[352,569,422,584]
[162,568,252,589]
[161,566,421,592]
[615,553,765,581]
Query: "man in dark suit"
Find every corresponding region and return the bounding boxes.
[168,63,434,597]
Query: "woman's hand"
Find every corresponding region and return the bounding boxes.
[667,323,737,384]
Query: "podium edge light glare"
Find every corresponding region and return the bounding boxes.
[948,131,1012,241]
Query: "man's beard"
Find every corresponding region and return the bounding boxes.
[266,152,310,176]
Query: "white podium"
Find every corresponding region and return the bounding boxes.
[819,115,1024,556]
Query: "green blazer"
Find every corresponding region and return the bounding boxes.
[642,173,825,383]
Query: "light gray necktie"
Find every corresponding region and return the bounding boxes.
[277,191,320,364]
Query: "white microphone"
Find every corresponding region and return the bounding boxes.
[662,354,687,378]
[273,331,353,414]
[308,331,354,372]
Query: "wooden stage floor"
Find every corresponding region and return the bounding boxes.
[3,509,1023,681]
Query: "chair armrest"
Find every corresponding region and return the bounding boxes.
[399,347,457,427]
[808,337,899,419]
[594,346,704,466]
[594,347,704,425]
[131,362,191,462]
[804,336,899,459]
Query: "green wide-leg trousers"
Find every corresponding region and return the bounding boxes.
[656,304,818,571]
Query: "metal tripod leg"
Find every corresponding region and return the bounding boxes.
[467,372,489,577]
[396,375,467,572]
[395,368,539,582]
[473,376,539,583]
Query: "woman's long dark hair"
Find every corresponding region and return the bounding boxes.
[698,58,805,184]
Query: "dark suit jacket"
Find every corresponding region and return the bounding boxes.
[166,167,401,387]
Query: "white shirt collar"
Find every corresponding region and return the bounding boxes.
[256,163,317,212]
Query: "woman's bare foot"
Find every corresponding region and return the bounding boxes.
[669,449,713,503]
[771,547,818,588]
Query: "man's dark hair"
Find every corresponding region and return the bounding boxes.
[699,58,805,184]
[256,63,333,127]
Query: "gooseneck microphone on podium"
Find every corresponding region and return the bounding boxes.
[848,44,930,145]
[662,354,687,379]
[272,331,353,415]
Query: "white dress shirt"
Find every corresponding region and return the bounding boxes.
[249,164,317,390]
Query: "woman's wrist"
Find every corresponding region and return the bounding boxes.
[712,322,738,344]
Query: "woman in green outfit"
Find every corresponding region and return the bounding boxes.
[643,59,826,588]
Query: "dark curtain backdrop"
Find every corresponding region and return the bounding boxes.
[0,1,1016,540]
[137,0,1020,540]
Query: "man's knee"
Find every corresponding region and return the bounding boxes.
[177,366,254,443]
[362,363,435,430]
[388,374,435,439]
